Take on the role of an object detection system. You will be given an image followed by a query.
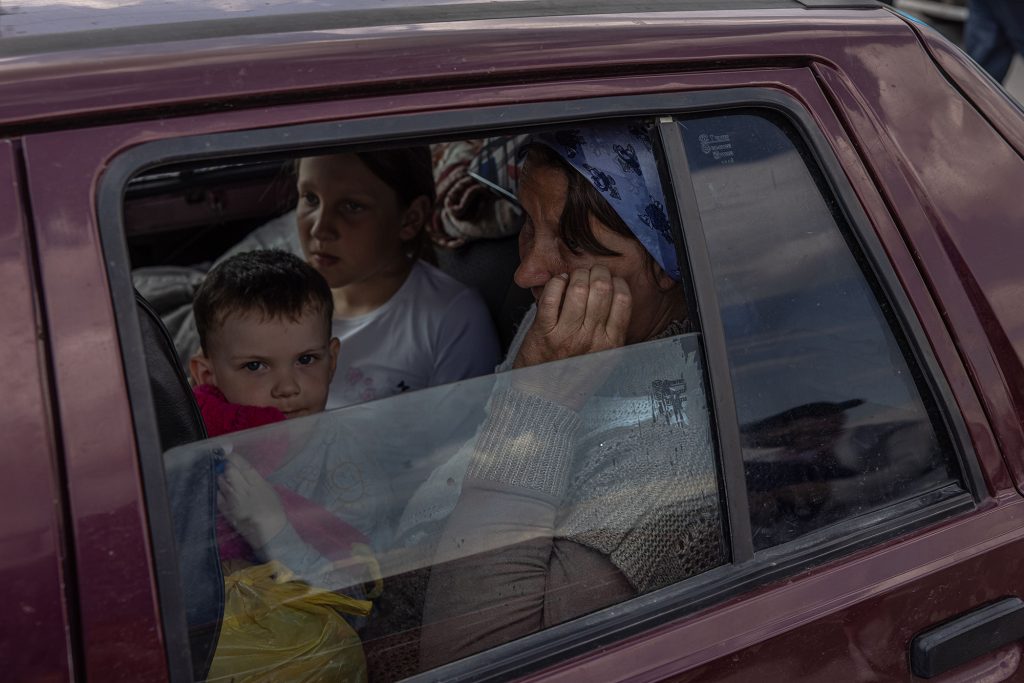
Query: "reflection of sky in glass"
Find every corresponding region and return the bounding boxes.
[680,113,960,549]
[680,114,922,425]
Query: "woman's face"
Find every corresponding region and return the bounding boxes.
[296,154,418,289]
[514,161,680,344]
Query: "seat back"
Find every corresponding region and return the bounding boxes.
[136,290,223,682]
[434,235,533,352]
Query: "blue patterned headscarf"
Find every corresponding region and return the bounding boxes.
[526,123,680,281]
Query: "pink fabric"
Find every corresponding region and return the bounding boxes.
[194,383,286,438]
[194,385,368,563]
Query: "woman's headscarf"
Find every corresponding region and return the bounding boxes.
[527,123,681,281]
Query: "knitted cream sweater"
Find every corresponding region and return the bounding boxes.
[402,305,725,593]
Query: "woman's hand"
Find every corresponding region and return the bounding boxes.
[514,265,631,367]
[217,452,287,550]
[511,265,631,408]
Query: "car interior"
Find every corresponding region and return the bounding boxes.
[126,136,535,680]
[121,120,964,682]
[127,144,533,365]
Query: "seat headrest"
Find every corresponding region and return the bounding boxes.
[135,289,221,681]
[135,289,206,449]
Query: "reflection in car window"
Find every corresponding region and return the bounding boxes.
[163,332,726,680]
[678,111,962,549]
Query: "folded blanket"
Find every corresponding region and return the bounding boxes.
[428,137,525,248]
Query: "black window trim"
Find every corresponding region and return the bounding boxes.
[96,86,982,683]
[655,116,755,564]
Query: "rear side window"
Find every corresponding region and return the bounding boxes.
[107,99,970,683]
[164,328,727,679]
[131,124,734,681]
[677,111,961,549]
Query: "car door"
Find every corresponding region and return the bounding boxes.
[518,53,1024,683]
[23,127,180,682]
[19,27,1024,683]
[493,86,1020,682]
[0,140,76,683]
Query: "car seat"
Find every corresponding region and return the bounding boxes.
[433,234,533,352]
[136,289,223,682]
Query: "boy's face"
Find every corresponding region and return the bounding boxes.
[190,307,340,419]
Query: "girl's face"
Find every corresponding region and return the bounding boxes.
[296,154,421,289]
[514,160,679,344]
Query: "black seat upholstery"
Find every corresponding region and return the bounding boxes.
[433,235,534,352]
[136,290,223,682]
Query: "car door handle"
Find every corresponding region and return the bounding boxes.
[910,597,1024,678]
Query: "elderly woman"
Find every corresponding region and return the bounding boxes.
[414,123,725,668]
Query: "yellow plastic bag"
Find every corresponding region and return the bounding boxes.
[207,561,373,683]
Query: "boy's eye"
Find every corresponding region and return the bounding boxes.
[342,201,365,214]
[297,354,317,366]
[302,192,320,208]
[243,361,265,372]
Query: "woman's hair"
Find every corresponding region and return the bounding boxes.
[522,143,660,274]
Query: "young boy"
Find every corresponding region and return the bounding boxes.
[190,250,378,680]
[190,248,340,436]
[189,249,368,581]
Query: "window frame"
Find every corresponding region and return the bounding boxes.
[656,108,980,555]
[96,87,982,682]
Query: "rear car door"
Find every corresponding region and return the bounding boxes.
[16,6,1024,682]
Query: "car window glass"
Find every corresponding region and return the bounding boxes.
[126,123,735,679]
[676,111,962,549]
[162,331,727,680]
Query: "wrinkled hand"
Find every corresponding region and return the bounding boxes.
[512,266,631,408]
[217,452,287,550]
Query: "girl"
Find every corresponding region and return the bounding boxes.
[295,147,500,409]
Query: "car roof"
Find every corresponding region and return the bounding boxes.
[0,0,896,131]
[1,0,880,54]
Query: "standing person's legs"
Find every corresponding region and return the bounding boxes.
[989,0,1024,69]
[966,0,1015,81]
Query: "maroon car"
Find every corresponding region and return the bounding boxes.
[3,0,1024,681]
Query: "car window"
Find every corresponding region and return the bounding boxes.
[117,109,967,681]
[676,110,963,549]
[163,331,726,680]
[126,125,731,680]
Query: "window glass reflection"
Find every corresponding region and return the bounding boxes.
[678,112,961,549]
[163,332,726,680]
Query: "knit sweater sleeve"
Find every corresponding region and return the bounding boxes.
[418,386,632,667]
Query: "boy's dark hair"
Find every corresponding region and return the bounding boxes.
[194,250,333,353]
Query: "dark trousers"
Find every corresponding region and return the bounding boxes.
[965,0,1024,82]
